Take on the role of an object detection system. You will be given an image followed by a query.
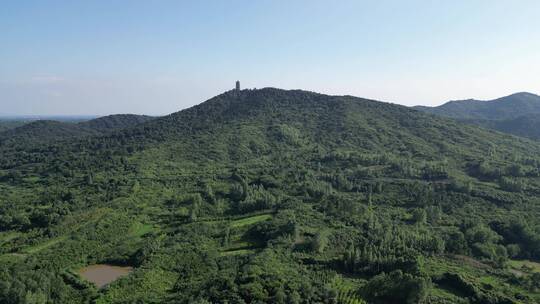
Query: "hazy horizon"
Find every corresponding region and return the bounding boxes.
[2,1,540,115]
[1,88,539,118]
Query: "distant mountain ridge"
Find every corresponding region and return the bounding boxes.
[414,92,540,140]
[0,114,154,145]
[415,92,540,120]
[79,114,154,131]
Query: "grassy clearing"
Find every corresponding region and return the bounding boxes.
[428,287,468,304]
[23,235,68,254]
[216,213,272,257]
[225,241,252,249]
[218,215,269,257]
[0,253,27,263]
[424,256,540,303]
[0,231,20,243]
[220,249,256,257]
[230,214,272,228]
[332,276,368,304]
[21,209,107,254]
[130,222,155,238]
[22,176,40,183]
[95,268,178,304]
[509,259,540,273]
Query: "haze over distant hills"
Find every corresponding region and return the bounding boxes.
[415,92,540,140]
[0,121,27,133]
[0,114,154,145]
[0,115,98,133]
[0,115,99,122]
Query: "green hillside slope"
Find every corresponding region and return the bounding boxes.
[1,88,540,304]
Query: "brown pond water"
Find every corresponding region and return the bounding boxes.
[78,264,133,288]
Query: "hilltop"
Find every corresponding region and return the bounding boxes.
[1,88,540,304]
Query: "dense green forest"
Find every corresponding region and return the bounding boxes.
[0,120,28,132]
[415,92,540,140]
[1,88,540,303]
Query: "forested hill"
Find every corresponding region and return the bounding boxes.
[414,92,540,120]
[0,114,153,146]
[414,92,540,140]
[0,120,97,144]
[1,88,540,303]
[91,88,538,156]
[466,113,540,141]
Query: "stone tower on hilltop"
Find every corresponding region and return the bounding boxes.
[235,80,240,91]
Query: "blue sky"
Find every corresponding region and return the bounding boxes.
[1,1,540,115]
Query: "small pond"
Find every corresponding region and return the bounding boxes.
[78,264,133,288]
